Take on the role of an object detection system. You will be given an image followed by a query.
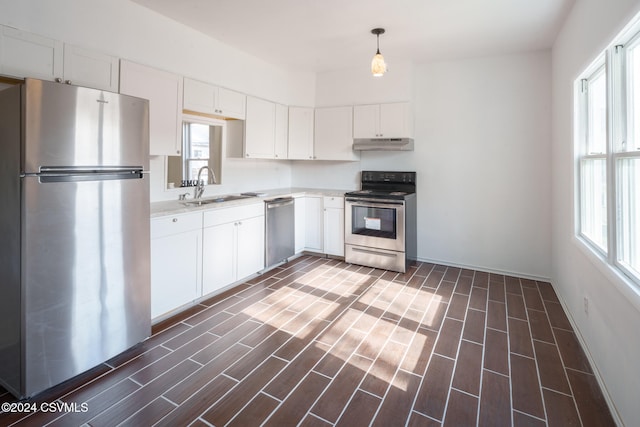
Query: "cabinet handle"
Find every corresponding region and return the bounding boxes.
[65,80,72,85]
[238,221,242,226]
[172,218,178,223]
[55,77,62,83]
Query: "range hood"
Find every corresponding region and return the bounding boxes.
[353,138,414,151]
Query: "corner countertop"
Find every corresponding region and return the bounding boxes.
[150,187,349,218]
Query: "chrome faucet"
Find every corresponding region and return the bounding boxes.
[194,166,217,199]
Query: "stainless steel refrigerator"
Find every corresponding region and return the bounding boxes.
[0,78,151,398]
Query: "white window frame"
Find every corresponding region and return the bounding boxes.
[575,19,640,289]
[577,59,608,254]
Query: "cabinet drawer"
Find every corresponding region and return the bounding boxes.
[203,203,264,228]
[323,196,344,209]
[151,212,202,239]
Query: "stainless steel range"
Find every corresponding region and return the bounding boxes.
[344,171,417,273]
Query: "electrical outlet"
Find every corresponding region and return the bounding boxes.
[584,296,589,316]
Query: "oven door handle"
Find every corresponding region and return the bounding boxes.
[345,198,405,208]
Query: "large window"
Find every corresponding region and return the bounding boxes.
[576,22,640,286]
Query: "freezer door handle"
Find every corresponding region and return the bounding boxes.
[37,171,144,183]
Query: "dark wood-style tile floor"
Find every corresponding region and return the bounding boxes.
[0,255,616,426]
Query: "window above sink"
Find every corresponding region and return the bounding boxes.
[166,114,224,190]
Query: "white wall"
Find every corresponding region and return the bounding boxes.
[0,0,316,202]
[296,51,552,279]
[552,0,640,425]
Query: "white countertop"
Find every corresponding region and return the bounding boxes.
[150,187,348,218]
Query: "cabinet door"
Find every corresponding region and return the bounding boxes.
[236,215,265,280]
[202,222,236,295]
[304,196,323,252]
[314,106,358,161]
[151,230,201,318]
[294,196,306,253]
[324,207,345,256]
[120,61,183,156]
[353,104,379,138]
[183,77,216,114]
[62,45,119,92]
[288,107,315,160]
[244,96,275,159]
[380,102,412,138]
[0,26,63,81]
[217,87,246,119]
[274,103,289,159]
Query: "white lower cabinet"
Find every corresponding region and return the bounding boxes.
[202,220,235,294]
[150,212,203,319]
[202,204,265,295]
[323,196,344,256]
[294,196,306,254]
[294,195,345,256]
[303,195,324,253]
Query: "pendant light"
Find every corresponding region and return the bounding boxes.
[371,28,387,77]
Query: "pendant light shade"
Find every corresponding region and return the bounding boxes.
[371,28,387,77]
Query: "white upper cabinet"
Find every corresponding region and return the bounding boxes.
[274,103,289,159]
[288,107,315,160]
[244,96,276,159]
[0,26,63,82]
[120,60,183,156]
[353,102,413,139]
[217,86,246,119]
[352,104,378,139]
[63,44,119,91]
[0,27,119,92]
[183,77,245,119]
[314,106,359,161]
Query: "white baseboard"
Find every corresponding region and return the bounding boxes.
[552,291,624,426]
[415,256,551,282]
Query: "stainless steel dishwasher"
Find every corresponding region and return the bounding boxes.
[265,197,295,268]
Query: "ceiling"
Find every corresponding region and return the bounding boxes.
[131,0,575,74]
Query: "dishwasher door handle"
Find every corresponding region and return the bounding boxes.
[266,197,294,209]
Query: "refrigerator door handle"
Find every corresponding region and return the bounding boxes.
[39,166,145,173]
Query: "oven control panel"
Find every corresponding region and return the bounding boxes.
[361,171,416,184]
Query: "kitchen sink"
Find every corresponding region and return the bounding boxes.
[182,194,255,206]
